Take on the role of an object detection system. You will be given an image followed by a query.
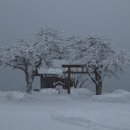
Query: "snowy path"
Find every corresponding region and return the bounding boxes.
[0,88,130,130]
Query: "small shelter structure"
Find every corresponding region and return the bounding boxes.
[34,60,88,93]
[34,60,73,90]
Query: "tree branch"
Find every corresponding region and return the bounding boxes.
[6,63,25,72]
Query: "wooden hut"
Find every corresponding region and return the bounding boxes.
[35,60,73,90]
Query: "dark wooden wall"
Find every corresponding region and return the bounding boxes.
[40,74,73,89]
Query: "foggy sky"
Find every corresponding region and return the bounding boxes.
[0,0,130,91]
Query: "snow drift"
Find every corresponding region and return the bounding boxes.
[90,89,130,103]
[0,88,130,103]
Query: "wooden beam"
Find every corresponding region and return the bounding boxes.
[62,64,87,68]
[63,71,88,74]
[35,74,43,76]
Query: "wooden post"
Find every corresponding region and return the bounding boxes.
[67,66,71,94]
[45,74,47,88]
[40,75,44,89]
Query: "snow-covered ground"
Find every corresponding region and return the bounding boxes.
[0,88,130,130]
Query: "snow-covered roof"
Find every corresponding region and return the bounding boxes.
[38,59,69,75]
[52,59,70,68]
[38,68,63,75]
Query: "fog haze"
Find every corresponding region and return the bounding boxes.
[0,0,130,91]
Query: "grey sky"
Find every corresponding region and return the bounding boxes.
[0,0,130,91]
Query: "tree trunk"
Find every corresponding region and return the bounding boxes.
[67,87,71,94]
[26,82,32,94]
[96,81,102,95]
[25,73,34,94]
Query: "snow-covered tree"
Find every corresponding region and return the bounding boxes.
[2,39,49,93]
[36,27,66,60]
[0,28,67,94]
[72,36,129,95]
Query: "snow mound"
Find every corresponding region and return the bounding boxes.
[70,88,94,100]
[112,89,130,94]
[0,88,130,104]
[40,88,58,94]
[90,89,130,103]
[0,91,25,102]
[71,88,93,96]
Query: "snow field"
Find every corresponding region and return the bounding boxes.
[0,88,130,130]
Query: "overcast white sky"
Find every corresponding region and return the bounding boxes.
[0,0,130,91]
